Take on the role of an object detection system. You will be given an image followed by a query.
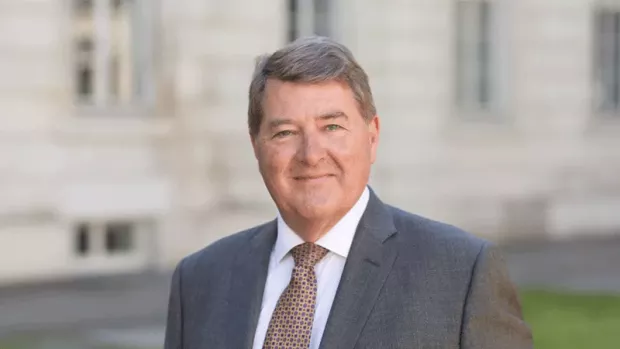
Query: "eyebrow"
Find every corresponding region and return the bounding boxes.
[317,111,348,121]
[267,111,348,130]
[267,118,294,129]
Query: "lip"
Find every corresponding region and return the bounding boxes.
[293,174,334,181]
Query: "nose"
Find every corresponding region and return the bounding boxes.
[297,131,325,166]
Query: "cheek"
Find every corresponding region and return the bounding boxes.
[260,145,295,177]
[323,138,359,174]
[332,133,370,161]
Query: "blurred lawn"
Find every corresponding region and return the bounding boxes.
[521,289,620,349]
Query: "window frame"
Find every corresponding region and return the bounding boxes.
[453,0,502,119]
[69,0,157,113]
[592,4,620,117]
[287,0,332,42]
[72,220,139,258]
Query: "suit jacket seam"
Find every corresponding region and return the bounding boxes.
[458,241,488,348]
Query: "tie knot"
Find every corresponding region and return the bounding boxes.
[291,242,328,268]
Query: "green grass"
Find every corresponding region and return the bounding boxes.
[521,289,620,349]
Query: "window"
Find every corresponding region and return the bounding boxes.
[594,8,620,114]
[455,0,495,112]
[74,0,93,14]
[76,38,94,99]
[71,0,154,107]
[73,220,138,257]
[75,223,91,256]
[287,0,331,42]
[105,221,134,253]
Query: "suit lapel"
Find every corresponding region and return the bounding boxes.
[225,220,277,349]
[319,190,399,349]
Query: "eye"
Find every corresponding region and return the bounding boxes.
[273,130,294,138]
[325,124,342,131]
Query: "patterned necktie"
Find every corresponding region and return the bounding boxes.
[262,242,329,349]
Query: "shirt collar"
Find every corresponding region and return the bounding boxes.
[274,186,370,263]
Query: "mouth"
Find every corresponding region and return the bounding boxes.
[293,174,334,181]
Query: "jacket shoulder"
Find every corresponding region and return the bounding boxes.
[387,205,489,260]
[176,220,274,277]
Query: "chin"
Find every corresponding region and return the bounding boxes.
[298,202,330,214]
[293,196,340,219]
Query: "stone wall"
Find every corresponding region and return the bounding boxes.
[1,0,620,284]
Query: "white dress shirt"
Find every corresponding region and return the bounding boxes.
[252,186,370,349]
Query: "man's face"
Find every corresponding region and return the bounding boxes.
[252,79,379,222]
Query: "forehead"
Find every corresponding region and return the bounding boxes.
[262,79,358,114]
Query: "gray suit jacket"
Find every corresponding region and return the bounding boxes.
[164,189,533,348]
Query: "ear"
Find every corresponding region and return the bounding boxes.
[368,115,380,164]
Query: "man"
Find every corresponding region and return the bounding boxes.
[164,36,532,349]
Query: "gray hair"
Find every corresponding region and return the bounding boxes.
[247,36,377,136]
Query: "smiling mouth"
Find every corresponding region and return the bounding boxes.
[293,174,334,181]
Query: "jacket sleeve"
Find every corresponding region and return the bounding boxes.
[460,242,533,349]
[164,259,185,349]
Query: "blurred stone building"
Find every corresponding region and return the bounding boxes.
[1,0,619,285]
